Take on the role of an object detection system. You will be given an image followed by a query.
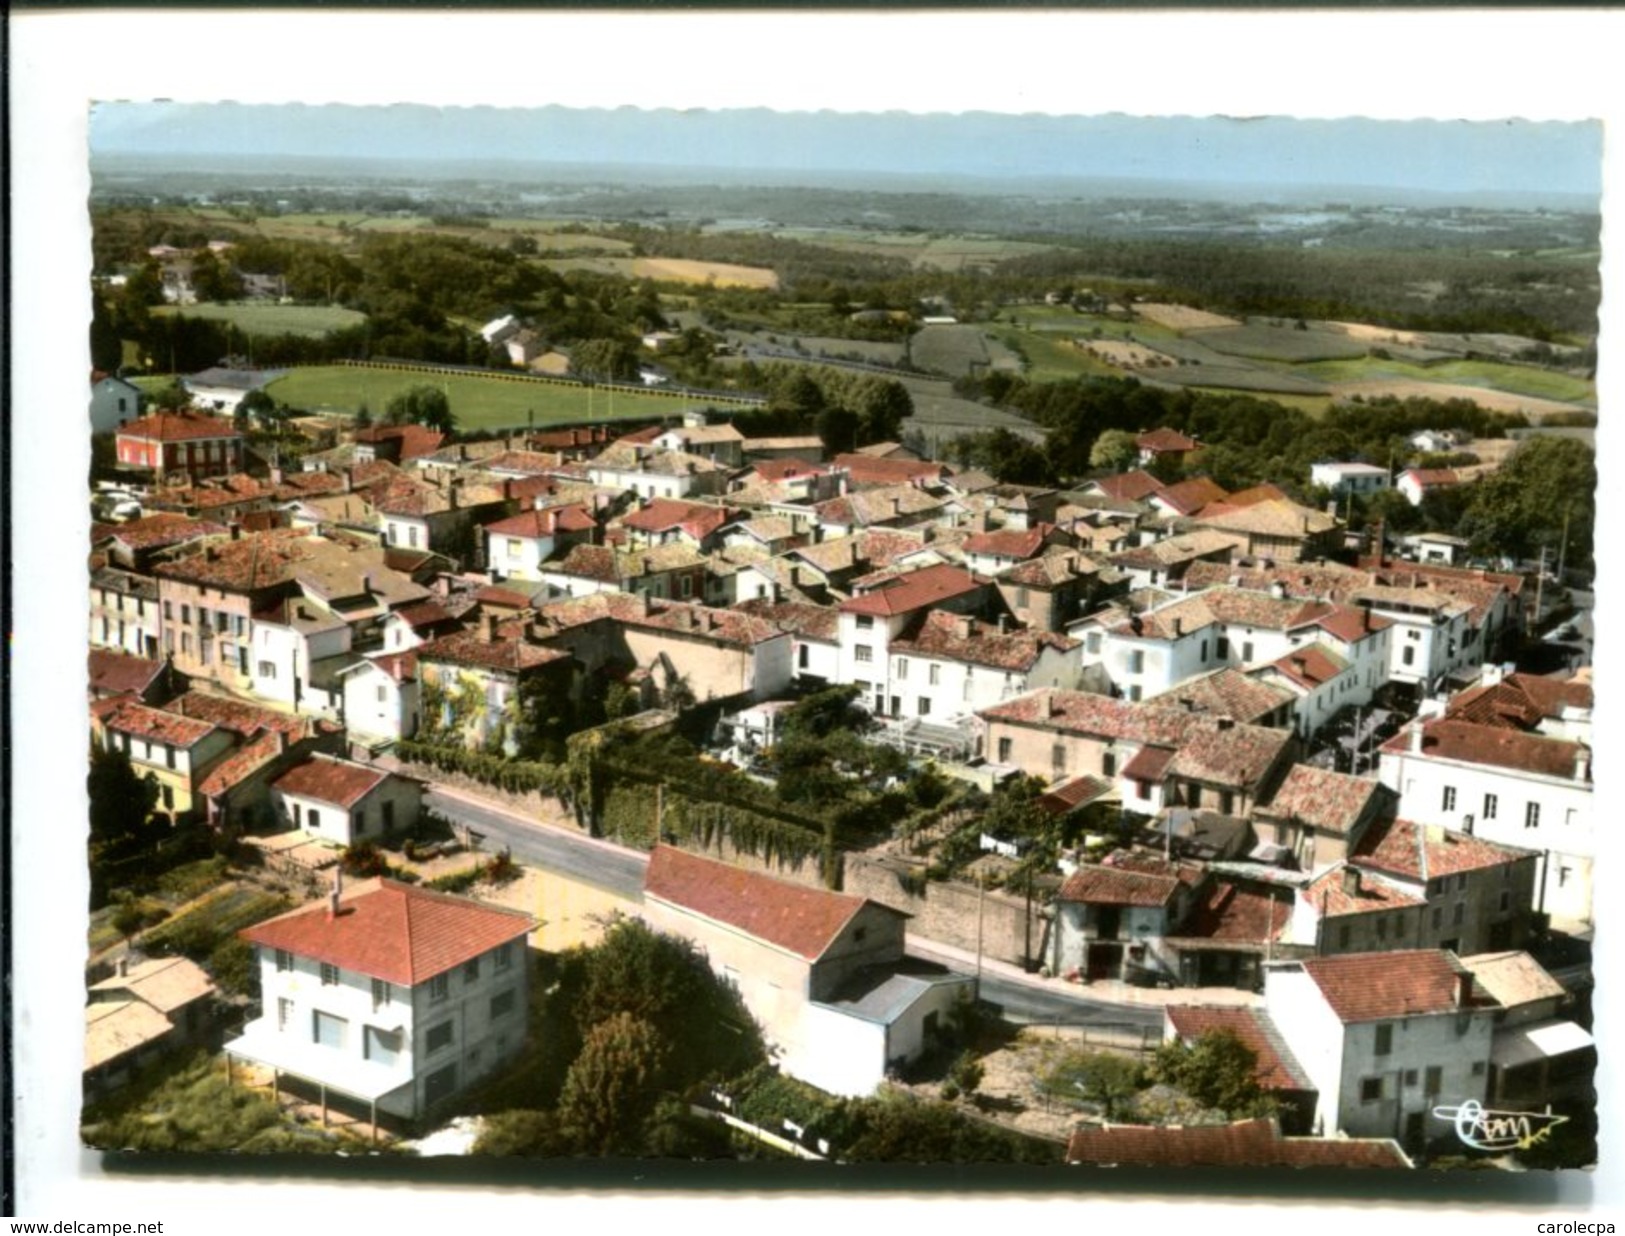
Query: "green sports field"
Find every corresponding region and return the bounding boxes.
[264,365,718,430]
[153,302,367,338]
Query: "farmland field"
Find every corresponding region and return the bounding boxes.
[1146,364,1332,396]
[1134,302,1241,331]
[771,229,1058,271]
[984,326,1118,382]
[768,335,909,366]
[1294,356,1596,406]
[1329,380,1590,420]
[153,302,366,338]
[543,256,778,289]
[910,324,993,377]
[1193,324,1369,363]
[265,365,709,430]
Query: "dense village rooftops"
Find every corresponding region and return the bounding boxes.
[241,877,534,986]
[1447,673,1592,730]
[831,453,946,487]
[272,754,391,809]
[1164,722,1291,790]
[1170,882,1292,949]
[621,497,735,540]
[889,610,1077,672]
[1302,865,1424,918]
[1058,853,1200,907]
[392,599,458,631]
[741,436,825,454]
[527,592,786,648]
[736,599,841,643]
[353,424,446,460]
[1164,1006,1309,1092]
[657,423,745,447]
[997,550,1103,588]
[1352,817,1535,882]
[839,563,981,618]
[1066,1118,1410,1169]
[365,650,419,683]
[1150,669,1294,726]
[89,955,215,1015]
[813,485,946,528]
[742,456,831,482]
[545,541,707,584]
[1258,644,1350,690]
[961,527,1052,560]
[588,443,726,476]
[1382,719,1590,781]
[194,730,287,799]
[643,845,901,962]
[116,412,242,442]
[723,515,805,546]
[99,698,218,748]
[1459,951,1567,1009]
[1088,470,1163,502]
[484,505,597,538]
[152,529,320,592]
[479,450,567,476]
[97,514,229,552]
[1259,765,1385,835]
[1297,950,1483,1022]
[1109,529,1237,571]
[416,625,570,674]
[1152,476,1230,516]
[171,690,313,738]
[88,650,167,698]
[1195,498,1339,538]
[981,689,1207,748]
[375,477,508,518]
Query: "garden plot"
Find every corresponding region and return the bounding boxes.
[1080,339,1172,369]
[911,324,994,377]
[1133,302,1241,331]
[1148,364,1331,396]
[1193,324,1368,363]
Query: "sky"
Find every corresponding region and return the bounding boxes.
[90,103,1603,204]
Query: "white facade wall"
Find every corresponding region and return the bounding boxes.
[379,613,427,654]
[90,586,162,659]
[343,663,421,745]
[1335,1014,1492,1142]
[587,465,699,501]
[1263,966,1349,1137]
[1378,746,1593,926]
[251,620,351,715]
[1311,464,1391,496]
[888,644,1076,722]
[791,637,840,684]
[837,612,904,716]
[487,532,553,583]
[1080,622,1295,702]
[271,779,422,847]
[382,514,431,552]
[797,1005,889,1098]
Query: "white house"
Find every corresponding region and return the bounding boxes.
[737,600,840,685]
[341,652,422,748]
[484,504,597,584]
[1396,468,1464,507]
[269,754,424,846]
[1310,461,1392,498]
[833,564,986,717]
[249,596,352,718]
[90,374,145,434]
[229,878,534,1124]
[586,443,729,501]
[1377,719,1593,929]
[883,611,1079,722]
[90,567,162,660]
[1263,949,1495,1148]
[641,847,973,1098]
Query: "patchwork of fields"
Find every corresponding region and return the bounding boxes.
[153,302,366,338]
[543,255,779,289]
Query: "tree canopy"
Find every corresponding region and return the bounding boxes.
[1149,1030,1273,1119]
[383,383,455,433]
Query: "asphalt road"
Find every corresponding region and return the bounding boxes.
[428,785,1163,1032]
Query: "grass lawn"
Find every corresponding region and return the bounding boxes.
[267,365,711,430]
[987,326,1126,382]
[153,302,366,338]
[1291,356,1596,405]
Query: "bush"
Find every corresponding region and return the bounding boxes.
[208,936,257,998]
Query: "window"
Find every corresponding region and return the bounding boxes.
[181,633,192,655]
[1200,640,1209,662]
[1127,685,1142,703]
[490,989,517,1020]
[1442,786,1457,812]
[276,949,293,973]
[364,1026,402,1066]
[424,1063,457,1107]
[1377,916,1387,942]
[495,942,514,972]
[464,958,481,985]
[1375,1024,1393,1056]
[1404,1069,1419,1087]
[1052,744,1067,776]
[164,601,173,622]
[854,645,872,663]
[426,1021,455,1054]
[320,962,340,987]
[1483,793,1498,820]
[408,526,420,548]
[1086,632,1102,655]
[1472,1061,1487,1077]
[277,998,292,1031]
[1360,1077,1382,1103]
[1103,750,1117,778]
[929,664,941,686]
[372,978,391,1011]
[1241,641,1254,662]
[1338,924,1351,949]
[1499,890,1511,913]
[895,657,909,680]
[164,744,176,770]
[312,1010,347,1049]
[917,697,931,717]
[181,605,191,625]
[1128,650,1144,674]
[238,647,249,674]
[1453,902,1466,926]
[1216,636,1229,659]
[258,660,276,679]
[506,538,522,557]
[1456,874,1468,892]
[1526,802,1541,829]
[998,737,1013,763]
[429,973,449,1003]
[1424,1066,1443,1097]
[1403,646,1416,667]
[855,615,874,630]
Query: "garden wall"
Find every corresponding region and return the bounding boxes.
[842,853,1049,970]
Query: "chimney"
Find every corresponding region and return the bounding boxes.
[1172,616,1183,637]
[1341,866,1362,897]
[1576,746,1591,782]
[890,496,901,517]
[275,728,288,755]
[328,867,343,920]
[341,466,354,493]
[230,523,241,541]
[1455,970,1474,1008]
[641,593,653,617]
[117,956,129,978]
[1269,581,1286,600]
[270,466,284,486]
[789,565,801,589]
[1048,692,1062,719]
[449,480,463,510]
[957,614,975,639]
[481,610,499,643]
[997,614,1008,635]
[1409,723,1424,754]
[1215,716,1235,732]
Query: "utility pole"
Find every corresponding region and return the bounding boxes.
[975,868,985,1000]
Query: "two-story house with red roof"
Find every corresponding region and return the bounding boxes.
[834,563,988,717]
[269,754,424,848]
[641,847,973,1098]
[228,877,534,1128]
[115,412,244,483]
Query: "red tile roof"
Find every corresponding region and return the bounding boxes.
[1150,669,1292,725]
[644,845,900,961]
[1446,674,1592,731]
[621,498,734,541]
[1135,427,1198,453]
[839,563,982,618]
[392,600,457,631]
[1164,723,1292,790]
[1261,765,1384,836]
[416,627,569,674]
[961,527,1050,560]
[153,529,320,592]
[1089,470,1163,502]
[99,699,218,748]
[1059,855,1197,907]
[1259,644,1349,690]
[272,755,390,808]
[117,412,242,443]
[1403,468,1462,487]
[1381,719,1589,781]
[195,730,285,799]
[1066,1119,1408,1169]
[1119,745,1176,783]
[353,424,445,461]
[736,599,841,643]
[1037,775,1113,816]
[889,610,1076,672]
[87,650,166,698]
[241,877,533,985]
[1352,817,1535,882]
[484,505,597,539]
[1174,881,1292,945]
[100,513,229,552]
[1152,476,1229,516]
[1299,950,1480,1022]
[170,690,309,739]
[1164,1006,1308,1091]
[832,453,947,488]
[1302,865,1424,918]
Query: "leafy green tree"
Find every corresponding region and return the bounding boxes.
[383,383,455,434]
[1459,436,1595,569]
[207,936,258,999]
[774,371,826,422]
[781,685,868,741]
[90,291,124,371]
[1149,1030,1273,1118]
[236,388,277,430]
[557,1012,666,1155]
[1040,1048,1143,1120]
[571,337,639,382]
[839,1092,1059,1164]
[816,404,860,455]
[472,1109,570,1157]
[1089,428,1140,473]
[88,745,162,907]
[949,428,1053,485]
[857,379,912,445]
[146,380,192,412]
